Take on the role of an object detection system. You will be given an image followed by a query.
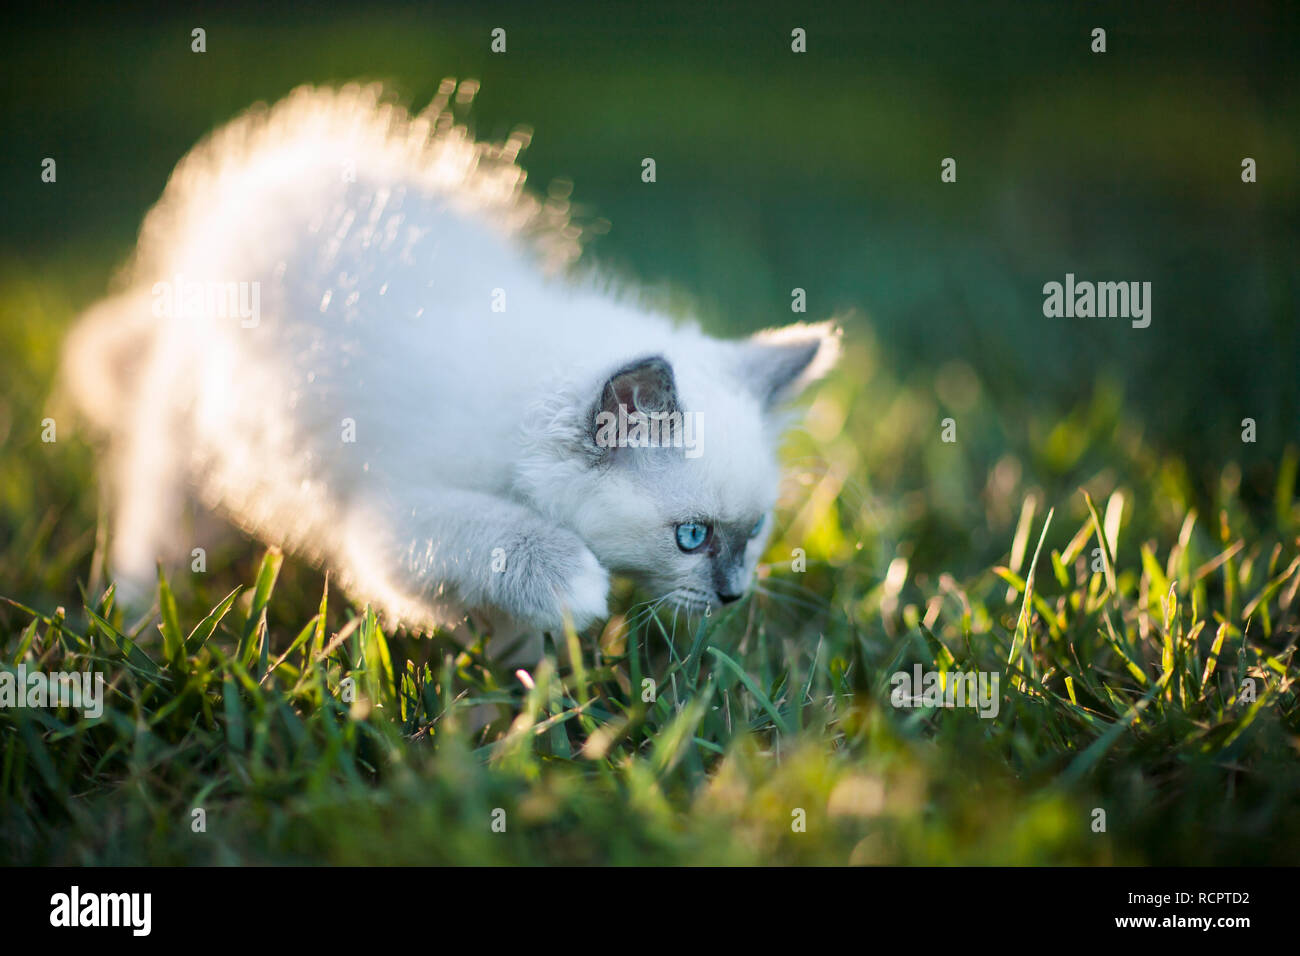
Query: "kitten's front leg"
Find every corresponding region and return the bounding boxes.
[342,487,609,635]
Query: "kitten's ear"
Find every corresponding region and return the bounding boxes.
[735,320,841,408]
[599,355,679,415]
[590,355,679,448]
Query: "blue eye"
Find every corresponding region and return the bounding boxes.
[675,522,710,552]
[749,515,766,538]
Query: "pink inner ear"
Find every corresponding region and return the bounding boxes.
[600,356,678,417]
[608,377,640,411]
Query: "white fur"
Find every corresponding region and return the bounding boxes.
[60,83,840,652]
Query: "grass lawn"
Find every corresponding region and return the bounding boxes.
[2,258,1297,864]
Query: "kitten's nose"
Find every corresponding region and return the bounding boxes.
[717,589,743,605]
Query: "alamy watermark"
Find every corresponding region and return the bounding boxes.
[50,886,151,936]
[151,273,261,327]
[890,664,1000,718]
[594,403,703,458]
[1042,273,1151,328]
[0,664,104,719]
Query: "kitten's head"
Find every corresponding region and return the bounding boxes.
[526,320,840,615]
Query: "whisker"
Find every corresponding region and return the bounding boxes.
[624,593,672,634]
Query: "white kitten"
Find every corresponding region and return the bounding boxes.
[60,83,840,657]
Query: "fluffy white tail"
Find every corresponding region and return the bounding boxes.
[57,288,156,438]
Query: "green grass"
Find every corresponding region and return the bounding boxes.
[1,268,1297,865]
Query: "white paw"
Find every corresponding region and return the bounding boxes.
[558,545,610,631]
[494,529,609,632]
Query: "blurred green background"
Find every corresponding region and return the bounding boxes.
[4,0,1296,487]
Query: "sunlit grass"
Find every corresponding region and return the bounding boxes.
[1,265,1296,865]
